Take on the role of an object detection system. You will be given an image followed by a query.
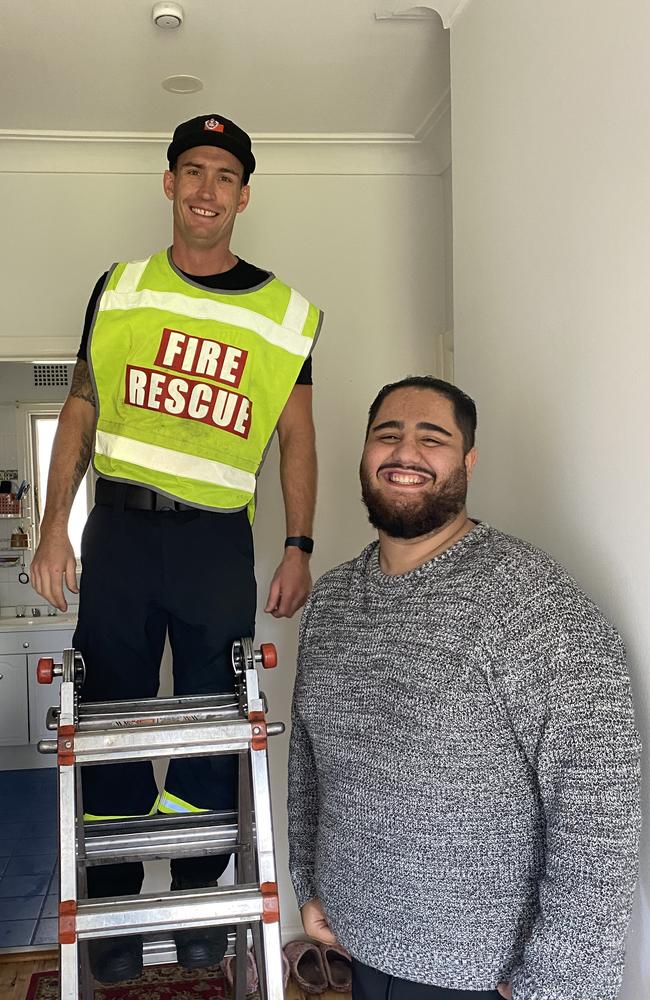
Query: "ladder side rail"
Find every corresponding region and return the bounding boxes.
[59,760,80,1000]
[75,768,96,999]
[235,750,256,1000]
[245,667,284,999]
[261,920,285,1000]
[58,650,82,1000]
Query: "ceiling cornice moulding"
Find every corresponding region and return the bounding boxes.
[393,0,473,28]
[0,128,448,176]
[0,128,419,147]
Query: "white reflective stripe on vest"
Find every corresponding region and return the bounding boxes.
[115,259,149,293]
[95,430,256,493]
[98,289,311,358]
[281,288,310,334]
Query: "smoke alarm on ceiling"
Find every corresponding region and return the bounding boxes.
[152,2,184,28]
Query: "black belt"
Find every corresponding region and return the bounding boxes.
[94,478,196,512]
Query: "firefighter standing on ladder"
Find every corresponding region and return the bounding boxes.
[31,114,322,984]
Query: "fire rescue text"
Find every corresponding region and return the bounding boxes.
[124,329,252,438]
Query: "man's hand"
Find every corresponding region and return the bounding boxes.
[301,897,338,945]
[497,984,512,999]
[31,527,79,612]
[264,547,312,619]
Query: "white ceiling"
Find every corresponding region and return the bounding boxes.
[1,0,450,139]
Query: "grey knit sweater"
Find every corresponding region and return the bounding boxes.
[288,522,641,999]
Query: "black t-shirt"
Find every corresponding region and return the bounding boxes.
[77,257,313,384]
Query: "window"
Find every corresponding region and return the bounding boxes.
[18,404,93,559]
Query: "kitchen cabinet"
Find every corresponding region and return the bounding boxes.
[0,625,75,747]
[0,653,29,745]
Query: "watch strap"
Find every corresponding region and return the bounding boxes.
[284,535,314,554]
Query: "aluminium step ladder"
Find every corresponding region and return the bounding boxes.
[37,637,286,1000]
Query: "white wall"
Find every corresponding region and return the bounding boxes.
[450,1,650,994]
[0,139,448,936]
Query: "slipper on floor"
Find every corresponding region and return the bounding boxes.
[220,948,259,996]
[319,943,353,993]
[283,939,328,995]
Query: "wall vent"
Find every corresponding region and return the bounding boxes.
[33,364,69,388]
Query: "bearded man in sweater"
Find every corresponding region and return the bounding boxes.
[287,375,641,1000]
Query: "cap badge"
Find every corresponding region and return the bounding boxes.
[204,118,225,132]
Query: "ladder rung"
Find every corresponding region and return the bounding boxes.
[62,719,283,765]
[75,885,264,940]
[83,811,249,864]
[47,694,241,732]
[82,693,239,715]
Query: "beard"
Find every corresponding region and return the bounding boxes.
[360,464,468,540]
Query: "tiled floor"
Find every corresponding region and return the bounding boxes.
[0,768,58,949]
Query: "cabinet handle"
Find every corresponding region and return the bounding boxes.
[23,641,30,648]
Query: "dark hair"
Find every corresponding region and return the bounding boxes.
[365,375,477,453]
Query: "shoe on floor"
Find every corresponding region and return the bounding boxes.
[88,935,143,984]
[284,939,329,995]
[319,942,352,993]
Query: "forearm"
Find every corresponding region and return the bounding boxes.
[32,361,97,609]
[265,386,316,617]
[278,403,316,537]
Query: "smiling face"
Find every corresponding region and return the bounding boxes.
[163,145,250,258]
[360,387,477,539]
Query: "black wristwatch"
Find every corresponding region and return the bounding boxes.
[284,535,314,554]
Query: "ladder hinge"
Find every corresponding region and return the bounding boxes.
[249,711,267,751]
[58,725,76,766]
[261,881,280,923]
[59,899,77,944]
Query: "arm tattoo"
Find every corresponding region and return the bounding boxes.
[71,428,93,499]
[70,360,96,406]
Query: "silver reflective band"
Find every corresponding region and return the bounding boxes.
[100,289,312,358]
[95,431,256,493]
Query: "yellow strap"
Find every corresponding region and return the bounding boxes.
[84,794,160,822]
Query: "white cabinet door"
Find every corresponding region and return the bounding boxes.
[27,653,63,743]
[0,654,29,745]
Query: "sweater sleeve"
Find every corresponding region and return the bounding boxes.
[287,598,320,908]
[287,708,319,907]
[490,593,642,1000]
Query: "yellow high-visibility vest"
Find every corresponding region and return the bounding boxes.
[88,250,322,518]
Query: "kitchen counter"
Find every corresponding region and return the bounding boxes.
[0,612,78,632]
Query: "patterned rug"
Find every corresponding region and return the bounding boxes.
[26,965,250,999]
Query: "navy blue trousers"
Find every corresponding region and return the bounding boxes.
[352,959,503,1000]
[73,498,256,898]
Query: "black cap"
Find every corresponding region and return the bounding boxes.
[166,115,256,179]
